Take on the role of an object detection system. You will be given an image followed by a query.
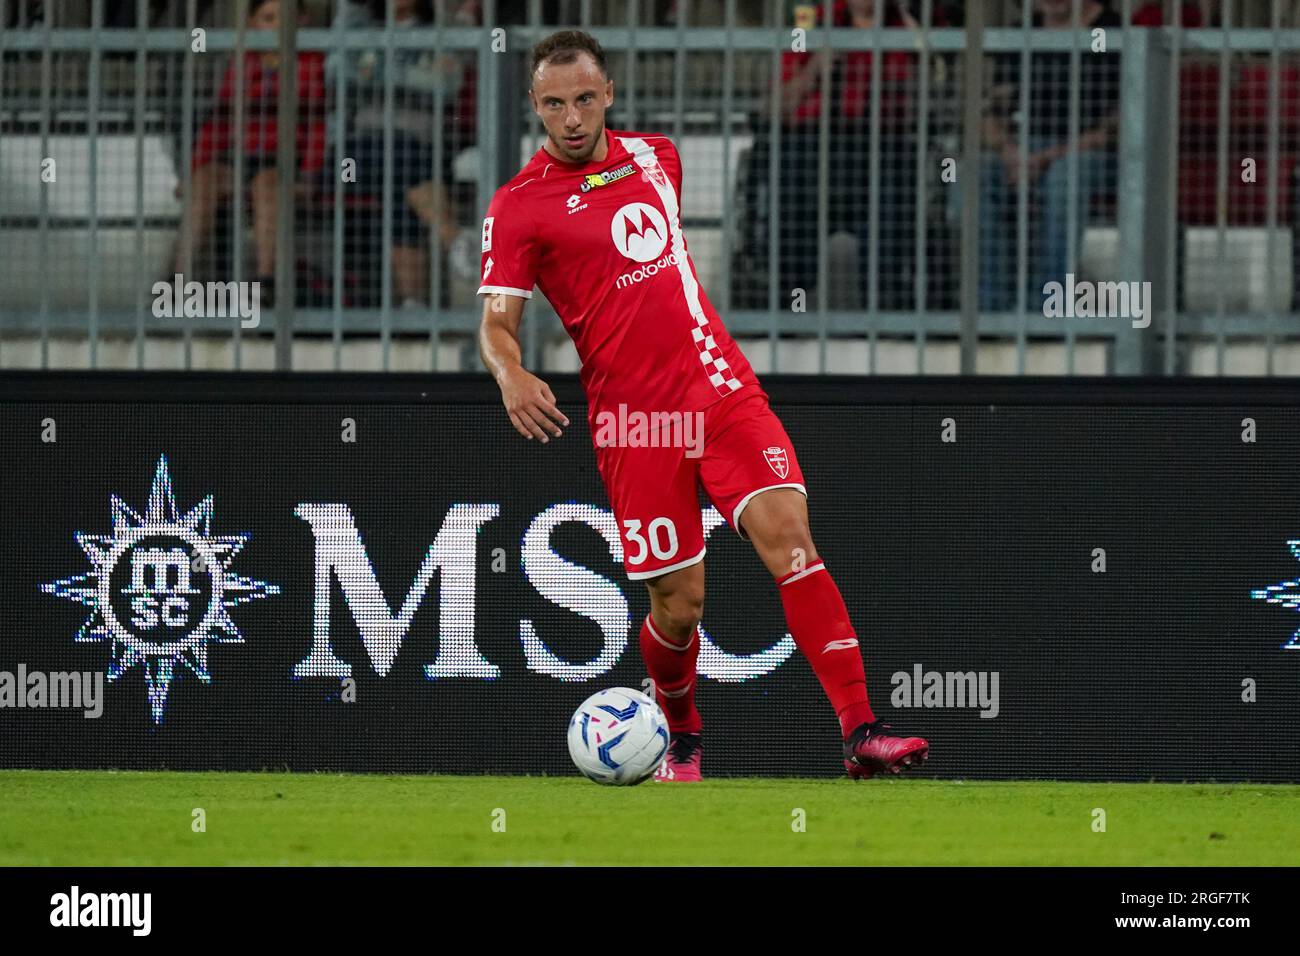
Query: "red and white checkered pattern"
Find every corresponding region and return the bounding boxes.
[621,133,744,400]
[691,317,742,394]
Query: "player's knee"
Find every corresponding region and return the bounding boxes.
[661,592,704,641]
[752,510,813,555]
[749,519,817,578]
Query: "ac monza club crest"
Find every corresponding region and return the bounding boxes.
[763,446,789,479]
[642,161,669,189]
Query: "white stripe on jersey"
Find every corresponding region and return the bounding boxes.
[616,134,743,398]
[477,284,533,299]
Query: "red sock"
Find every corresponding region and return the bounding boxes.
[777,559,876,737]
[639,613,702,734]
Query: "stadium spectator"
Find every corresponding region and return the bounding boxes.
[4,0,44,27]
[325,0,479,308]
[1129,2,1204,27]
[761,0,930,309]
[106,1,216,28]
[166,0,327,306]
[977,0,1121,311]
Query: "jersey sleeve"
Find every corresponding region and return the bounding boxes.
[477,190,539,299]
[660,136,684,198]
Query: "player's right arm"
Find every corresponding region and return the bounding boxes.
[479,293,569,443]
[476,192,569,442]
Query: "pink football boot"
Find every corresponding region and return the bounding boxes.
[653,733,703,782]
[843,721,929,779]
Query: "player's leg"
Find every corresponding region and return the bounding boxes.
[699,392,928,778]
[735,486,817,577]
[739,487,928,778]
[738,487,873,730]
[641,561,705,782]
[595,440,706,781]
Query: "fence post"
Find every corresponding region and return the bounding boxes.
[958,0,983,375]
[1114,27,1170,375]
[476,9,524,371]
[274,0,299,371]
[476,4,505,227]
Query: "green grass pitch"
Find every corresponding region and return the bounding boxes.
[1,771,1297,866]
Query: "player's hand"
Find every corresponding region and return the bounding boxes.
[498,367,569,443]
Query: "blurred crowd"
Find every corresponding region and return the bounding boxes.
[161,0,480,308]
[741,0,1300,312]
[10,0,1288,312]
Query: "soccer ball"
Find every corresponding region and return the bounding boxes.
[567,687,670,786]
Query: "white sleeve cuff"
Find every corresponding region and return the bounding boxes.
[477,285,533,299]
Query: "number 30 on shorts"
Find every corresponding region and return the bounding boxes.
[622,517,680,565]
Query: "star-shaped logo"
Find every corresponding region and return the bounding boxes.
[1250,539,1300,650]
[40,455,280,722]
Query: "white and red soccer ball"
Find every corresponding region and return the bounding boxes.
[567,687,670,786]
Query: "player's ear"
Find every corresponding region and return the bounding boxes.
[604,78,614,107]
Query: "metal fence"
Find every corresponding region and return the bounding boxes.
[2,0,1300,374]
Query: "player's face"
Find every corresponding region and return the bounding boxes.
[530,54,614,164]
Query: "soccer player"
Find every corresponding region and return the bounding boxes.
[478,29,928,781]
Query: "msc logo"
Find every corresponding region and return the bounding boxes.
[40,455,279,723]
[611,202,668,263]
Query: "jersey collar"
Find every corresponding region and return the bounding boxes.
[537,128,617,172]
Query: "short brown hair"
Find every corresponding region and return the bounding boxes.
[529,29,608,83]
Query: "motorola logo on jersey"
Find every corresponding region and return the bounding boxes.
[611,202,668,263]
[615,251,682,290]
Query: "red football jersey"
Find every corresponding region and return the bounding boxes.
[478,128,761,419]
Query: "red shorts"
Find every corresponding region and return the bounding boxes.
[593,389,807,580]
